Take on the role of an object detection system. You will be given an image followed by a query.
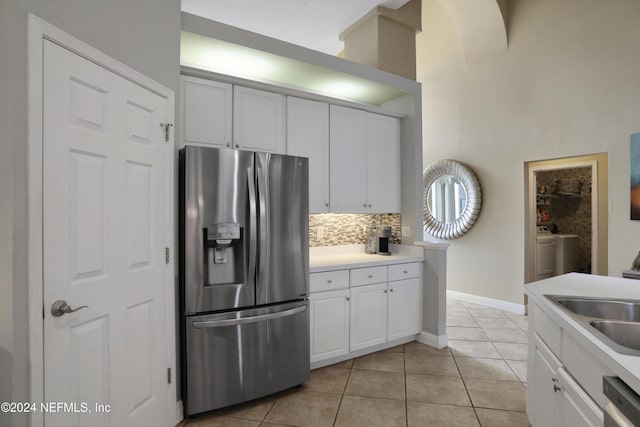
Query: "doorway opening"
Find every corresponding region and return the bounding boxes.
[524,154,608,289]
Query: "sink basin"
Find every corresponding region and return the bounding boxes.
[545,295,640,356]
[589,320,640,355]
[547,295,640,322]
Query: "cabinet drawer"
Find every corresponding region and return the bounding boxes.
[388,262,421,281]
[310,270,349,293]
[350,266,387,287]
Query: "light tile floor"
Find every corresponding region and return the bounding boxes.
[178,299,531,427]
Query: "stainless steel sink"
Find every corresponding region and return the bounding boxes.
[547,295,640,322]
[590,320,640,352]
[545,295,640,356]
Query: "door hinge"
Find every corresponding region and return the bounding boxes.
[160,123,173,142]
[167,368,172,384]
[165,247,170,264]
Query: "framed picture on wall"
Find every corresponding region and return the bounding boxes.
[631,133,640,220]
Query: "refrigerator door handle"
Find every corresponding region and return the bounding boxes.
[192,305,307,328]
[247,163,257,290]
[256,153,269,300]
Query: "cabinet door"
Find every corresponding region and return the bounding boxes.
[532,335,561,427]
[366,113,400,213]
[287,97,330,213]
[557,368,603,427]
[330,105,367,213]
[233,86,285,153]
[387,278,421,340]
[309,290,350,363]
[180,75,232,148]
[350,282,387,351]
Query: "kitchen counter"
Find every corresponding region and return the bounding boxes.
[309,244,425,273]
[526,273,640,396]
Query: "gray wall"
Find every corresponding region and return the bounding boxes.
[0,1,180,426]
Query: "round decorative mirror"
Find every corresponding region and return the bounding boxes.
[423,160,482,239]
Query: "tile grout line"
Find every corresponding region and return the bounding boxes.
[331,361,354,426]
[403,348,408,427]
[450,304,484,426]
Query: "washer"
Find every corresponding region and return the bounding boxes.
[536,226,557,280]
[556,234,579,275]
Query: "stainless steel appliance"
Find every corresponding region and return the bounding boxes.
[179,146,310,416]
[603,376,640,427]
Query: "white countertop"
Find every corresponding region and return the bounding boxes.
[309,244,425,272]
[526,273,640,395]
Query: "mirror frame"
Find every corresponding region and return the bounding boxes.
[423,159,482,240]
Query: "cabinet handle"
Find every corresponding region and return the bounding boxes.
[553,384,561,393]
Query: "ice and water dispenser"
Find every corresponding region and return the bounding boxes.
[205,222,244,285]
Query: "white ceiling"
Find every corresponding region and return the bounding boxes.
[181,0,410,55]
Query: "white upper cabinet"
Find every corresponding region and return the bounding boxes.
[330,105,368,213]
[287,97,330,213]
[330,105,400,213]
[233,86,285,153]
[179,75,232,148]
[366,113,401,213]
[179,76,285,153]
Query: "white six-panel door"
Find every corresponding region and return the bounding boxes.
[42,39,170,427]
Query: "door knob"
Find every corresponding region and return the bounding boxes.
[51,300,88,317]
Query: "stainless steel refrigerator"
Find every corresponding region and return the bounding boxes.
[179,145,310,416]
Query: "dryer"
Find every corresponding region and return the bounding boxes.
[556,234,579,274]
[536,226,557,280]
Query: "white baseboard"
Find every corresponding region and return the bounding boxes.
[417,331,448,349]
[447,290,526,315]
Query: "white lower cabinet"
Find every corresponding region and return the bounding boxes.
[388,278,421,341]
[309,289,350,363]
[349,282,388,351]
[527,303,603,427]
[309,262,423,366]
[557,368,603,427]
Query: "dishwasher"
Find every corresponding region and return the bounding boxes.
[603,376,640,427]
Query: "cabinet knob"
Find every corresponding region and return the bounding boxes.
[235,143,240,148]
[553,384,561,393]
[390,288,394,292]
[346,297,350,301]
[363,204,367,208]
[368,275,373,278]
[325,202,329,207]
[327,279,332,284]
[384,289,388,293]
[368,204,372,208]
[403,270,408,274]
[226,142,231,147]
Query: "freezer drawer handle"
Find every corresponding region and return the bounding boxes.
[192,305,307,329]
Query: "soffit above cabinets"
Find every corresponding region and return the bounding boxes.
[180,31,409,106]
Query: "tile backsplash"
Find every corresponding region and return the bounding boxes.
[309,214,402,247]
